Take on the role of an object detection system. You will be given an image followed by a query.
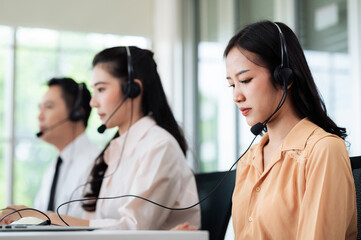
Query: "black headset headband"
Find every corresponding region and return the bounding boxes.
[69,83,85,122]
[272,22,293,87]
[123,46,141,99]
[273,22,289,68]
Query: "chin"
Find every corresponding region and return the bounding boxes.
[246,118,257,127]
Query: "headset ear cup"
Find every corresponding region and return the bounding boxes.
[122,81,141,99]
[273,65,293,86]
[69,110,85,122]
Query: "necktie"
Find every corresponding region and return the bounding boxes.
[47,156,63,211]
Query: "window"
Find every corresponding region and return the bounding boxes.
[196,0,238,173]
[298,0,357,153]
[0,25,14,207]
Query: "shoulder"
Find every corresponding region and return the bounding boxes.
[306,127,347,156]
[142,124,183,153]
[304,126,349,170]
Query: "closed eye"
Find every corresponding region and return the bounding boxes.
[228,84,235,88]
[240,78,252,84]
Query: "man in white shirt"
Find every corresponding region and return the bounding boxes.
[34,77,101,217]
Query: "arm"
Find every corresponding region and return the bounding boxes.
[0,205,89,226]
[296,137,357,239]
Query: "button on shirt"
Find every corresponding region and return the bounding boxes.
[232,118,357,240]
[34,133,101,217]
[86,116,201,230]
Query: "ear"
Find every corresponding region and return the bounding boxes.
[287,81,293,90]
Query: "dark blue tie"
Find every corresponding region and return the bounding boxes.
[47,156,63,211]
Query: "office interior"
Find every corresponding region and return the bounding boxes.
[0,0,360,238]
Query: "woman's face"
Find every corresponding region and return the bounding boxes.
[90,64,130,130]
[225,47,284,127]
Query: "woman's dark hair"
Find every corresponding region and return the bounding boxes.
[224,20,347,140]
[47,77,92,127]
[82,46,188,211]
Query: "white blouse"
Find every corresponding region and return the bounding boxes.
[86,116,201,230]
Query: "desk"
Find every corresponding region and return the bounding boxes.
[0,230,208,240]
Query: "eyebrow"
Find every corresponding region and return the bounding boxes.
[226,69,250,80]
[39,100,54,107]
[236,69,250,76]
[93,81,109,87]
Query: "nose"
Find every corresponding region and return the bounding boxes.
[233,84,245,103]
[38,109,44,122]
[89,95,98,108]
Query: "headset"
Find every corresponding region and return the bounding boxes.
[97,46,141,134]
[36,82,86,138]
[68,82,86,122]
[250,22,294,135]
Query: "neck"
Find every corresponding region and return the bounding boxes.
[265,99,301,146]
[118,110,144,135]
[55,123,86,152]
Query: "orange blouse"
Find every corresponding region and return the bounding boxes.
[232,118,357,240]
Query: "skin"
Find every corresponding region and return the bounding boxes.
[38,86,85,151]
[225,47,301,170]
[90,63,144,135]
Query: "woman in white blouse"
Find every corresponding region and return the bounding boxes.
[0,46,200,230]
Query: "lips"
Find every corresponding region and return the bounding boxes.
[240,107,251,116]
[98,113,106,119]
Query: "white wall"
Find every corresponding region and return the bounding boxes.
[0,0,154,38]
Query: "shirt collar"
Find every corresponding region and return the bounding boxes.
[281,118,319,151]
[250,118,318,173]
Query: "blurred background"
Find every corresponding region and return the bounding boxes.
[0,0,360,238]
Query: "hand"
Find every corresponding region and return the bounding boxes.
[0,205,28,225]
[0,205,46,225]
[171,221,197,231]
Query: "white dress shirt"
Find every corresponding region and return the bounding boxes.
[85,116,201,230]
[34,132,101,217]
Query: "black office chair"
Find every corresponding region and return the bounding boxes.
[195,170,236,240]
[351,156,361,240]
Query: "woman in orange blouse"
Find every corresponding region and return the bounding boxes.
[225,20,356,239]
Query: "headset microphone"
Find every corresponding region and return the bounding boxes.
[97,124,107,134]
[250,122,265,136]
[36,118,69,138]
[97,95,128,134]
[97,46,140,134]
[250,22,293,136]
[250,85,288,135]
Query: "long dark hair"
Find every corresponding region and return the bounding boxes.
[82,46,187,211]
[224,20,347,140]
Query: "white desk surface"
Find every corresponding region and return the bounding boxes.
[0,230,208,240]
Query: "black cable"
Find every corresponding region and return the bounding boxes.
[56,133,259,226]
[262,84,288,126]
[0,207,51,225]
[65,98,134,214]
[0,207,22,219]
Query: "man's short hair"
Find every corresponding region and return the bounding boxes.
[47,77,91,127]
